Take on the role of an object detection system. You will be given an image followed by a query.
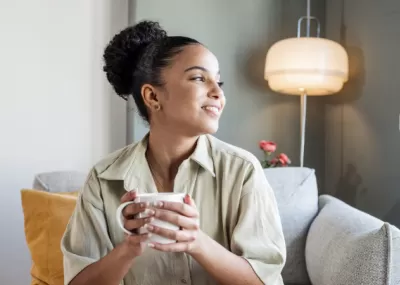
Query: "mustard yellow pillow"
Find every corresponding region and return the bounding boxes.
[21,189,79,285]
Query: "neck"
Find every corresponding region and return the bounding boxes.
[146,127,198,182]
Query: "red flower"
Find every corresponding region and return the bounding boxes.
[278,153,291,166]
[270,158,279,165]
[258,139,291,168]
[259,140,277,153]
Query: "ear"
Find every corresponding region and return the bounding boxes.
[141,84,160,110]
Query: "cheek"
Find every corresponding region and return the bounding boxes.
[165,85,201,113]
[171,97,199,117]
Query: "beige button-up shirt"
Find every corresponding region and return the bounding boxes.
[61,134,286,285]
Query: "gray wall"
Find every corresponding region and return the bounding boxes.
[0,1,129,284]
[325,0,400,227]
[128,0,326,187]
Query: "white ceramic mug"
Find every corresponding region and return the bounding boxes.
[116,192,185,244]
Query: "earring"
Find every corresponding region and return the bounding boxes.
[154,104,161,111]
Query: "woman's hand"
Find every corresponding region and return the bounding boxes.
[119,190,154,258]
[146,194,204,255]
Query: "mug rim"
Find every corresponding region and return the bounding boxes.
[135,192,185,197]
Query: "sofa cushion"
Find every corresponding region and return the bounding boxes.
[264,167,318,285]
[21,189,78,285]
[33,171,86,193]
[306,195,400,285]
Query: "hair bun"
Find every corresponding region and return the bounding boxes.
[103,20,167,97]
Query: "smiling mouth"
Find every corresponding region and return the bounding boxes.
[202,106,221,117]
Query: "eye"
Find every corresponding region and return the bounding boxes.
[191,76,205,82]
[217,81,224,87]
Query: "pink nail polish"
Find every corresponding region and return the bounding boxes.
[145,224,154,231]
[184,194,190,204]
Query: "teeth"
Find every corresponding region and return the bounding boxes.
[203,106,219,114]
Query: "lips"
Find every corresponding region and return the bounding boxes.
[202,105,221,117]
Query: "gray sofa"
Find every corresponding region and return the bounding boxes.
[34,167,400,285]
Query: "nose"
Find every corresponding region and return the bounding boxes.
[208,83,224,99]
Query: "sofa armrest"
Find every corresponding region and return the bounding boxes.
[305,194,400,285]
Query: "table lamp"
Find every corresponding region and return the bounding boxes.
[264,0,349,167]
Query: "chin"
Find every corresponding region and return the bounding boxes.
[198,122,219,135]
[180,118,220,136]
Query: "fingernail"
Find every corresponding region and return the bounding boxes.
[140,202,148,208]
[145,224,154,231]
[154,201,163,207]
[148,243,155,248]
[184,195,190,204]
[146,217,154,223]
[146,209,155,216]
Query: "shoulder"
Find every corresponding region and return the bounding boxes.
[206,135,270,196]
[206,134,261,169]
[92,136,147,181]
[92,144,134,175]
[80,141,142,202]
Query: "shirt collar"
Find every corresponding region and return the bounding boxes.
[97,133,215,190]
[190,134,215,177]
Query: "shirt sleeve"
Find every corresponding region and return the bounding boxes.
[230,163,287,285]
[61,169,115,285]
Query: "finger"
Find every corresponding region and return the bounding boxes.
[122,202,153,217]
[124,216,154,231]
[185,194,197,209]
[148,241,193,253]
[152,209,199,230]
[125,232,152,244]
[145,224,196,242]
[120,190,137,203]
[185,195,200,226]
[154,201,198,218]
[184,194,190,204]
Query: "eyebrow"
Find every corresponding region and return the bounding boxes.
[184,66,220,74]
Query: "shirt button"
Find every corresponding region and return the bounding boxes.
[181,279,187,284]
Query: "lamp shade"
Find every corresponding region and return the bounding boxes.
[264,37,349,96]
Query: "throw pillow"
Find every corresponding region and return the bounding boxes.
[306,195,400,285]
[21,189,78,285]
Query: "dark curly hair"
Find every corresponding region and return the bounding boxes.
[103,20,200,122]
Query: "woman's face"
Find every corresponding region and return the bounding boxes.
[149,44,225,136]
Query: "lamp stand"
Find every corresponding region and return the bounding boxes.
[298,0,312,168]
[300,92,307,167]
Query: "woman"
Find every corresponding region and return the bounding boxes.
[61,20,286,285]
